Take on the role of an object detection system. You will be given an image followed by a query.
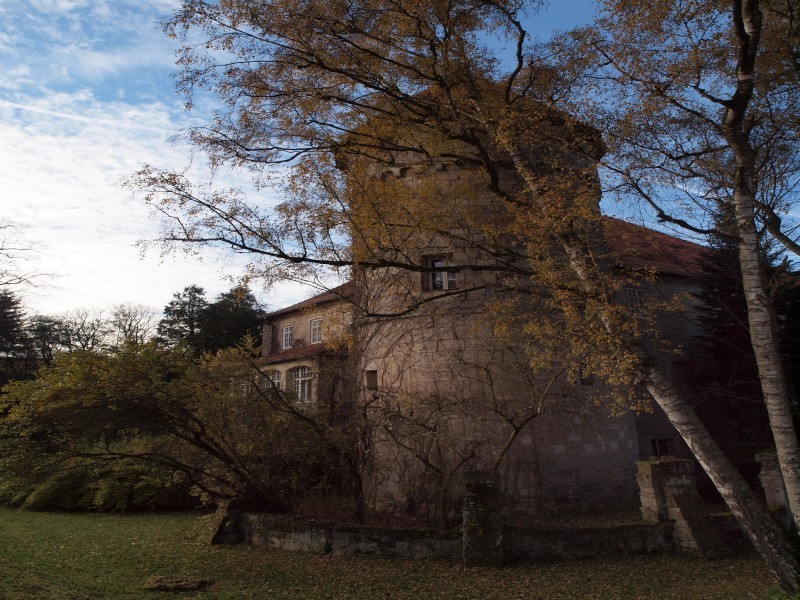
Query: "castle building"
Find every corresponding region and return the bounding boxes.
[259,218,711,520]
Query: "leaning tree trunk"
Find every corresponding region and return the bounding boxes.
[644,367,800,593]
[722,0,800,534]
[492,129,800,594]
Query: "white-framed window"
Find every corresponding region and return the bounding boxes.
[291,366,312,403]
[230,375,253,398]
[625,286,650,310]
[282,325,294,349]
[268,369,281,389]
[425,255,457,291]
[310,318,322,344]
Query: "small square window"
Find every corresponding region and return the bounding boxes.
[282,325,294,349]
[425,255,457,291]
[651,438,674,457]
[310,318,322,344]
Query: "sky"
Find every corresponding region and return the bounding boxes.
[0,0,596,317]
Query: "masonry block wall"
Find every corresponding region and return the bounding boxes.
[359,268,641,518]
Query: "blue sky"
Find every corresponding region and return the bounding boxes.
[0,0,596,317]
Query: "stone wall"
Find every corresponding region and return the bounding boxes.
[212,510,669,563]
[216,513,462,560]
[358,269,642,519]
[756,452,791,530]
[463,471,504,567]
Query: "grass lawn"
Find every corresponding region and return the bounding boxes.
[0,507,781,599]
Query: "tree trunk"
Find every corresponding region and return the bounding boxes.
[493,129,800,593]
[644,366,800,592]
[732,175,800,532]
[722,0,800,533]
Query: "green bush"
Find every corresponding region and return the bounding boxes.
[0,452,196,512]
[20,467,95,511]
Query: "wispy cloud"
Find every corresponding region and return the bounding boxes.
[0,98,177,133]
[0,0,309,315]
[0,0,180,94]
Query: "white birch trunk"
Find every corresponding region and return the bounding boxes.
[722,0,800,534]
[493,131,800,593]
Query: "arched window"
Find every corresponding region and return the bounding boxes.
[291,366,312,403]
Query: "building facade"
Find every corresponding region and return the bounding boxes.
[258,218,712,521]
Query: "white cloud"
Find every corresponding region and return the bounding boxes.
[0,66,33,91]
[0,0,310,317]
[27,0,89,12]
[0,88,279,315]
[0,0,181,96]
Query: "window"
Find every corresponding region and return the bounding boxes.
[282,325,294,349]
[625,287,650,310]
[230,375,253,398]
[291,366,312,403]
[268,369,281,389]
[425,255,457,291]
[365,370,378,390]
[651,438,674,457]
[310,318,322,344]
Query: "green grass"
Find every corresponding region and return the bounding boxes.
[0,507,780,599]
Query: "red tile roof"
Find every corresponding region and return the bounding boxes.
[264,281,356,319]
[603,217,711,277]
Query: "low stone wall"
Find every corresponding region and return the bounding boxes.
[208,461,752,562]
[463,471,504,566]
[212,511,668,563]
[226,514,462,559]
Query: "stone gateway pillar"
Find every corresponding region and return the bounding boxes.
[462,470,504,567]
[636,458,725,557]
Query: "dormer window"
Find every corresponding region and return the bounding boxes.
[310,318,322,344]
[425,255,457,291]
[282,325,294,349]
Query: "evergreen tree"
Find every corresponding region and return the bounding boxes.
[694,218,800,479]
[200,286,264,353]
[157,285,264,354]
[24,315,64,364]
[156,285,209,352]
[0,290,31,384]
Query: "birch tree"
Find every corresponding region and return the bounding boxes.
[547,0,800,536]
[132,0,800,590]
